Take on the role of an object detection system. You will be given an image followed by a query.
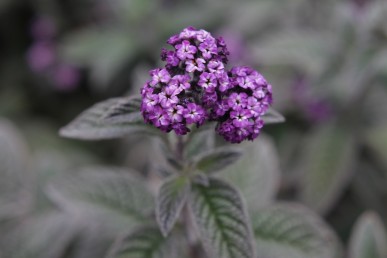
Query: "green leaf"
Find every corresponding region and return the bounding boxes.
[184,128,215,159]
[46,167,154,227]
[59,97,159,140]
[108,226,186,258]
[192,147,243,174]
[298,124,356,214]
[262,108,286,124]
[221,135,281,211]
[0,119,32,218]
[365,123,387,171]
[349,211,387,258]
[156,176,190,237]
[189,177,255,258]
[252,203,343,258]
[2,211,78,258]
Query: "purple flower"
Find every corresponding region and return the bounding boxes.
[198,72,217,92]
[185,58,206,73]
[150,107,170,127]
[170,75,191,90]
[159,85,181,107]
[183,103,206,125]
[167,105,184,122]
[27,41,55,72]
[227,92,248,109]
[230,109,252,128]
[176,40,197,60]
[161,49,180,67]
[150,68,171,86]
[208,60,224,74]
[199,39,217,59]
[143,92,159,110]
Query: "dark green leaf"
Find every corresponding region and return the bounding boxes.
[59,97,159,140]
[349,212,387,258]
[108,226,186,258]
[46,167,154,227]
[298,124,356,214]
[156,176,190,237]
[252,203,343,258]
[193,147,243,174]
[221,135,281,211]
[189,177,255,258]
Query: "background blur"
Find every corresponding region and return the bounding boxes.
[1,0,387,257]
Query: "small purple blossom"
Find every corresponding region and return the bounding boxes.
[185,58,206,73]
[150,68,171,86]
[176,40,197,60]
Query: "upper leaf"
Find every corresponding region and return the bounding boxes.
[189,177,255,258]
[59,96,159,140]
[251,203,343,258]
[46,167,154,228]
[107,226,187,258]
[156,176,190,237]
[298,124,356,214]
[192,146,243,174]
[221,135,281,211]
[262,108,286,124]
[349,211,387,258]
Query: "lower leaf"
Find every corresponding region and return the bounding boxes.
[189,177,255,258]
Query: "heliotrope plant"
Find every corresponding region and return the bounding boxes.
[60,27,289,258]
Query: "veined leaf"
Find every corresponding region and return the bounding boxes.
[349,211,387,258]
[192,147,243,174]
[189,177,255,258]
[108,226,186,258]
[262,108,286,124]
[156,176,190,237]
[298,124,356,214]
[59,96,159,140]
[252,203,343,258]
[184,128,215,159]
[46,167,154,227]
[221,135,281,211]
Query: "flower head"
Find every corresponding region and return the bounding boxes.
[141,27,230,135]
[141,28,273,142]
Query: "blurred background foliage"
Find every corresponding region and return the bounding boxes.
[1,0,387,257]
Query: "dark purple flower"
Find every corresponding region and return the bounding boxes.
[150,68,171,86]
[183,103,206,125]
[198,72,217,92]
[176,40,197,60]
[185,58,206,73]
[27,41,55,72]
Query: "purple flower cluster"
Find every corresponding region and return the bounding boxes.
[211,67,272,143]
[141,27,229,135]
[141,27,273,143]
